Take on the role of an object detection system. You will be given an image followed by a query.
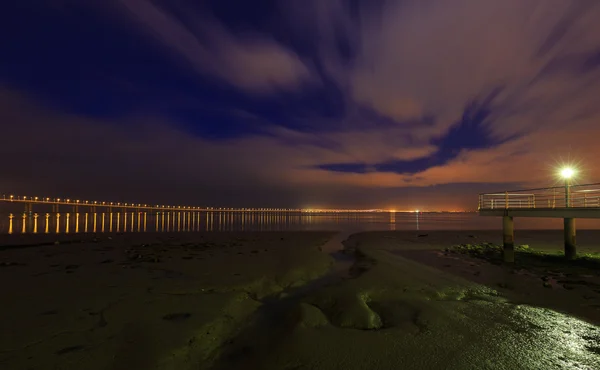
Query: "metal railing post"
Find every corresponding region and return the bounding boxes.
[505,192,509,209]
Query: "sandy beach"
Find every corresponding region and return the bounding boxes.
[0,232,335,370]
[1,230,600,369]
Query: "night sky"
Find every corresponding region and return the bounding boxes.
[1,0,600,210]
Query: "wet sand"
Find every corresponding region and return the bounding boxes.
[353,230,600,325]
[214,230,600,370]
[1,230,600,369]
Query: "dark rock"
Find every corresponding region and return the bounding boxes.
[55,345,85,355]
[162,313,191,322]
[0,262,19,267]
[97,313,108,328]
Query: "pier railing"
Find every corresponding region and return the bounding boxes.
[478,183,600,210]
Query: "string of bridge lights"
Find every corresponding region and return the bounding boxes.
[0,194,402,213]
[0,194,300,211]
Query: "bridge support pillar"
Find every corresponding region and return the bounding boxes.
[564,218,576,260]
[502,216,514,263]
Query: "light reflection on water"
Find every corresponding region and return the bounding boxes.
[1,211,600,234]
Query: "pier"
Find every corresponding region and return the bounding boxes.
[478,182,600,262]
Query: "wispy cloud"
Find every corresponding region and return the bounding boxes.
[4,1,600,209]
[4,86,598,211]
[115,0,314,93]
[277,0,600,179]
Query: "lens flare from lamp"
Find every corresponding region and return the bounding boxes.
[560,168,575,179]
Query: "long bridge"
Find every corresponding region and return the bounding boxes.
[0,193,388,235]
[478,182,600,262]
[0,194,383,214]
[0,193,399,235]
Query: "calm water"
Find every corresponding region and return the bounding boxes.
[1,211,600,234]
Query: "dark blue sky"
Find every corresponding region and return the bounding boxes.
[0,1,598,209]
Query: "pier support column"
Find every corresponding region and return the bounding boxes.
[564,218,576,260]
[502,216,514,263]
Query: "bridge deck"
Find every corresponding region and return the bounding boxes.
[479,207,600,218]
[0,196,299,212]
[0,195,377,213]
